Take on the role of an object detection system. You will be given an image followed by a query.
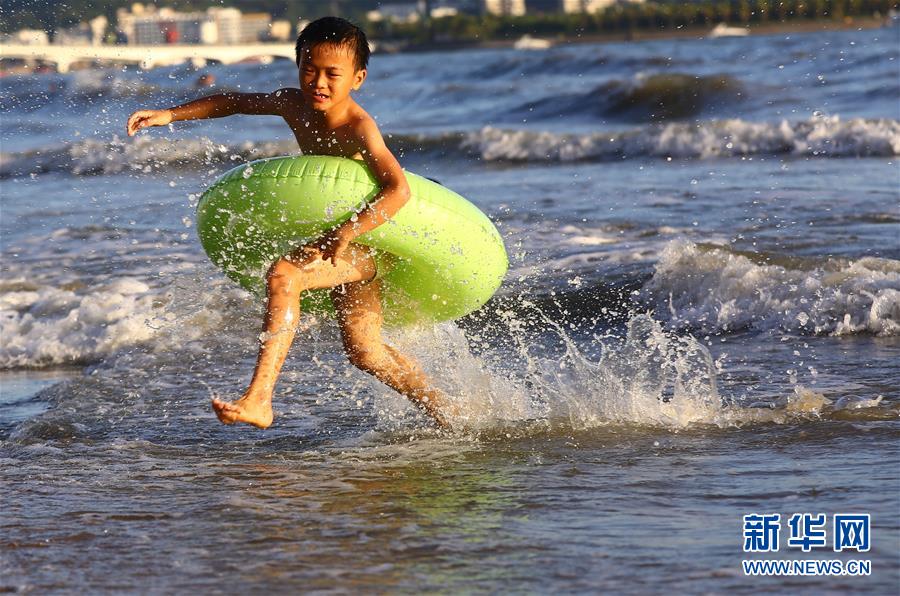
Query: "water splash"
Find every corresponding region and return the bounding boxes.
[366,306,898,434]
[369,313,723,432]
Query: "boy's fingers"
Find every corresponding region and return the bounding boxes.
[126,112,154,136]
[131,117,151,135]
[127,114,143,136]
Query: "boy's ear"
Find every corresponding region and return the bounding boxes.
[353,68,367,90]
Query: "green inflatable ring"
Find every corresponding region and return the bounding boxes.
[196,155,508,326]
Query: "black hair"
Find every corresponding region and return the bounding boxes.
[295,17,370,71]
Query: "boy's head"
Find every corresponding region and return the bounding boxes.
[295,17,369,73]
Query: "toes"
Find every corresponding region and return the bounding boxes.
[210,396,272,428]
[211,399,238,413]
[213,408,234,424]
[211,399,239,424]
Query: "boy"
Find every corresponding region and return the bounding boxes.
[126,17,449,429]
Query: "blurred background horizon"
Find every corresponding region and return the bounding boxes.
[2,0,897,65]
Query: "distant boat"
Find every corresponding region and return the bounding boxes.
[708,23,750,38]
[514,35,552,50]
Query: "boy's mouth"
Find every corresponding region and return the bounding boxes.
[312,92,329,102]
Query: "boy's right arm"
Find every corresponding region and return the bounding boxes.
[126,90,291,137]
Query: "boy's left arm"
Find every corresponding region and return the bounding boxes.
[316,118,411,265]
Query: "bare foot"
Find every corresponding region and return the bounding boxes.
[417,391,458,430]
[211,393,274,429]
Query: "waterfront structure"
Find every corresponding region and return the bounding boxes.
[367,1,468,23]
[367,3,424,23]
[0,43,295,73]
[268,20,294,42]
[206,8,242,44]
[562,0,617,13]
[1,29,50,46]
[484,0,527,16]
[431,6,460,17]
[115,4,273,45]
[240,13,274,42]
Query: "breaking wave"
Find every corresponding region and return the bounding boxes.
[464,116,900,162]
[3,115,896,178]
[514,73,747,122]
[0,276,163,368]
[0,269,252,369]
[643,240,900,336]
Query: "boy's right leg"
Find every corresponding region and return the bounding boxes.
[212,244,377,428]
[332,278,453,429]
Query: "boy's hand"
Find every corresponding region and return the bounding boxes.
[126,109,173,136]
[315,227,352,266]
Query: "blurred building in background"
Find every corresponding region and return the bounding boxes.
[367,1,470,23]
[115,3,277,45]
[2,29,50,46]
[562,0,617,13]
[366,0,646,20]
[367,2,424,23]
[484,0,527,16]
[239,13,276,41]
[268,20,294,42]
[53,16,108,45]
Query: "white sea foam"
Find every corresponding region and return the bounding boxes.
[0,264,254,369]
[464,116,900,161]
[0,277,163,368]
[643,240,900,336]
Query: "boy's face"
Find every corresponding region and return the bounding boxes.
[298,43,366,112]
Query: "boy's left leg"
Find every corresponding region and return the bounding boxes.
[332,278,452,428]
[212,244,377,428]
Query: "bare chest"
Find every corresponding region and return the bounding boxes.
[283,113,362,159]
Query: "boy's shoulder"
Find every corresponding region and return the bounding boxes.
[338,106,391,157]
[345,102,382,137]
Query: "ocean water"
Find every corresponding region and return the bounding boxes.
[2,26,899,592]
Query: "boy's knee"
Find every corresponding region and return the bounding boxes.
[268,257,290,277]
[267,258,300,292]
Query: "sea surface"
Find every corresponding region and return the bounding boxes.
[2,25,899,593]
